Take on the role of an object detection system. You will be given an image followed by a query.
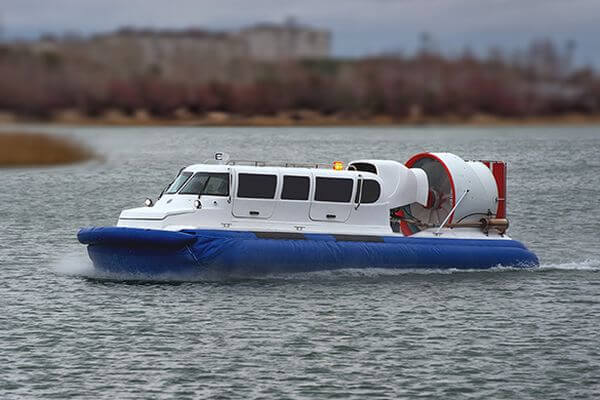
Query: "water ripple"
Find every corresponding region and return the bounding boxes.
[2,126,600,399]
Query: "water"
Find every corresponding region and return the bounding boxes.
[1,125,599,399]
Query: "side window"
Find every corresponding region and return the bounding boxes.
[237,173,277,199]
[203,173,229,196]
[281,176,310,200]
[355,179,381,204]
[314,177,353,203]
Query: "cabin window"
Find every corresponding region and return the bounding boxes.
[281,176,310,200]
[237,173,277,199]
[314,177,353,202]
[202,174,230,196]
[355,179,381,204]
[349,162,377,174]
[180,173,229,196]
[165,171,192,194]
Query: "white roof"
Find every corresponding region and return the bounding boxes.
[184,162,380,178]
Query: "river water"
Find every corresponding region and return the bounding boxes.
[1,125,599,399]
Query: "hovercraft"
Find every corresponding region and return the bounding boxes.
[78,152,538,277]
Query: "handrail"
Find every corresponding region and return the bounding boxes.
[227,167,232,203]
[355,174,364,210]
[226,159,333,169]
[435,189,470,236]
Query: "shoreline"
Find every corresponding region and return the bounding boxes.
[2,112,600,127]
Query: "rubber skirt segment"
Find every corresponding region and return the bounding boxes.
[78,226,197,248]
[78,227,540,276]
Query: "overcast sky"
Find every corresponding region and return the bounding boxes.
[1,0,599,65]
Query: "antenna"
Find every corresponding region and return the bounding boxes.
[213,152,230,164]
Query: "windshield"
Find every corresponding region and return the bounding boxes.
[180,173,229,196]
[165,172,193,194]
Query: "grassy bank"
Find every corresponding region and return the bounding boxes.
[0,133,95,167]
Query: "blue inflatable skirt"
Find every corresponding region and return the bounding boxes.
[77,227,539,277]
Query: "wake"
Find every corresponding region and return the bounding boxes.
[537,258,600,272]
[52,251,600,283]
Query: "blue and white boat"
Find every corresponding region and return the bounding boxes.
[78,152,538,277]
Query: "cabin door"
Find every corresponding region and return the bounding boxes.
[309,175,354,222]
[232,170,278,219]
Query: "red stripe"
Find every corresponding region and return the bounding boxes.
[492,162,507,218]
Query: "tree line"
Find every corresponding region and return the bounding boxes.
[0,37,598,120]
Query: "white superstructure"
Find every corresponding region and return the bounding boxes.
[118,153,509,239]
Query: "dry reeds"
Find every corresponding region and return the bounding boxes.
[0,133,95,167]
[1,37,599,122]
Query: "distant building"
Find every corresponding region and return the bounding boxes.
[239,20,331,60]
[17,21,330,82]
[26,20,330,63]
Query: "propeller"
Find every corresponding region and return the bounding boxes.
[407,157,454,230]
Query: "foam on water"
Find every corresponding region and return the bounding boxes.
[538,258,600,271]
[52,251,235,282]
[52,251,96,277]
